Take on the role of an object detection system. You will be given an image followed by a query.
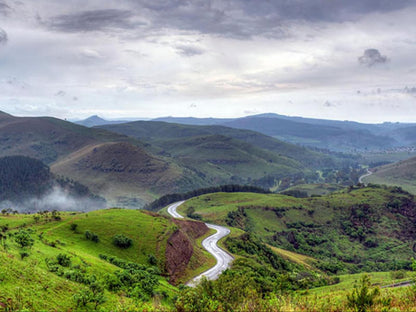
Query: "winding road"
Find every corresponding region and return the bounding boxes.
[167,201,234,287]
[359,168,373,184]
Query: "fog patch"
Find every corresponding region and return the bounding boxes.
[0,185,106,213]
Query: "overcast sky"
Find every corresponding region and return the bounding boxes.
[0,0,415,122]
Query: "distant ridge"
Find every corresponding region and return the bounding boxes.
[74,115,130,127]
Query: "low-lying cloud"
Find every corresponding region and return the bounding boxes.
[0,185,106,213]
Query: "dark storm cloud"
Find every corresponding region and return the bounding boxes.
[48,9,141,32]
[0,1,10,16]
[358,49,388,67]
[0,28,7,44]
[175,45,204,57]
[43,1,414,39]
[126,0,414,39]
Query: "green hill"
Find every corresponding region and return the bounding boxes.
[364,156,416,194]
[0,112,137,164]
[99,120,352,169]
[0,208,211,310]
[176,186,416,273]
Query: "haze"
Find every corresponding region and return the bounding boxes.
[0,0,415,123]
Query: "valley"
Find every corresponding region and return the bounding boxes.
[2,110,416,311]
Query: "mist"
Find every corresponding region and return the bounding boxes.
[0,185,107,213]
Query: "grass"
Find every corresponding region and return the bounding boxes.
[179,187,416,273]
[0,208,213,310]
[363,156,416,194]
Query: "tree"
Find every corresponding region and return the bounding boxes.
[14,230,34,248]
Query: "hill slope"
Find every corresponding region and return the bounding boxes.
[0,111,136,164]
[0,208,210,310]
[99,120,353,169]
[51,142,189,206]
[364,156,416,194]
[177,186,416,273]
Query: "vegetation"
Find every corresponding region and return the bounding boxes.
[145,184,270,211]
[364,155,416,194]
[178,186,416,273]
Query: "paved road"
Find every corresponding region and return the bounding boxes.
[166,201,234,287]
[359,169,373,184]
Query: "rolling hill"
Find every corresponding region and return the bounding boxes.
[0,208,212,310]
[363,155,416,194]
[152,113,416,153]
[175,185,416,273]
[98,120,354,169]
[51,142,190,206]
[0,111,136,164]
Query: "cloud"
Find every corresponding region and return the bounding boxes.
[175,44,204,57]
[0,28,7,44]
[0,1,10,16]
[47,9,141,33]
[358,49,388,67]
[323,100,337,107]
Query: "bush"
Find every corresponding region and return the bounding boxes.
[19,251,29,260]
[14,230,34,248]
[147,254,157,266]
[85,231,99,243]
[57,253,72,267]
[112,234,133,249]
[347,274,380,312]
[70,223,78,231]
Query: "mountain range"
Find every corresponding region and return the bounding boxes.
[1,110,351,208]
[77,113,416,152]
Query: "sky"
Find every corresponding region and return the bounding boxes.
[0,0,415,123]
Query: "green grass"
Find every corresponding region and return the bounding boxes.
[179,187,416,274]
[0,208,213,310]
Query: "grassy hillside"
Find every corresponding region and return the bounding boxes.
[0,208,211,310]
[51,142,191,206]
[99,120,353,170]
[0,112,137,164]
[177,186,416,273]
[221,116,397,152]
[364,156,416,194]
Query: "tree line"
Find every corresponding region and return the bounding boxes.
[144,184,270,211]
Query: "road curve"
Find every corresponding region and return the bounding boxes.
[359,169,373,184]
[166,201,234,287]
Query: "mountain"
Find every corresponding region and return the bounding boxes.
[0,111,136,164]
[98,120,352,170]
[220,116,397,152]
[150,113,416,152]
[51,142,188,206]
[363,155,416,194]
[74,115,131,127]
[152,116,233,125]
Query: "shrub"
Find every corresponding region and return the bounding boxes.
[70,223,78,231]
[347,274,380,312]
[148,254,157,266]
[57,253,72,267]
[112,234,133,249]
[14,230,34,248]
[19,251,29,260]
[85,231,99,243]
